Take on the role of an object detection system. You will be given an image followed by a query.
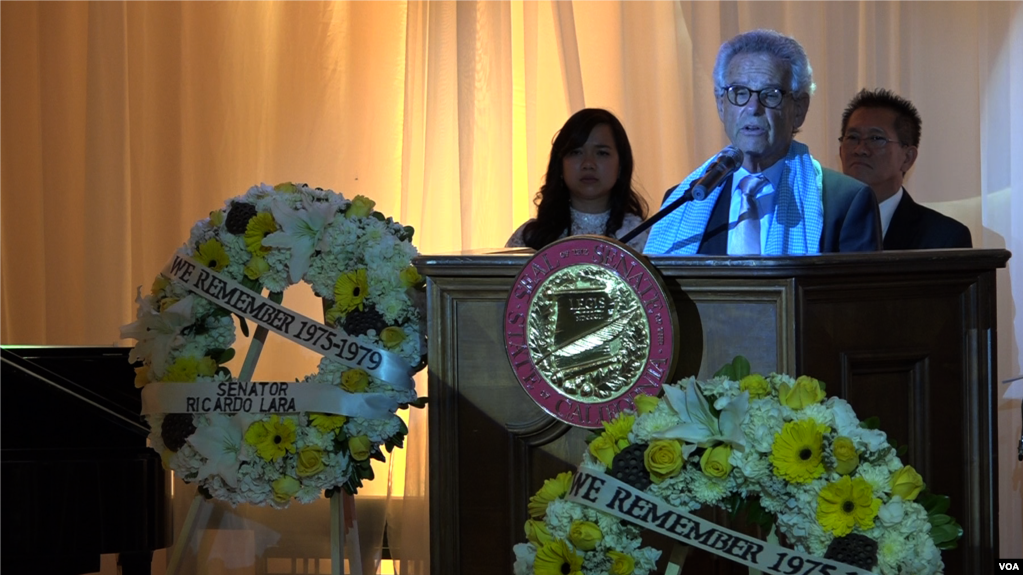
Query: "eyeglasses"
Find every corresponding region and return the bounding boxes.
[838,134,905,150]
[722,85,788,109]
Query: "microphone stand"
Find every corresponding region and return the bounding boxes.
[619,182,700,245]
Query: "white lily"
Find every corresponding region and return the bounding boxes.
[188,413,259,488]
[119,290,195,378]
[654,380,749,454]
[261,195,337,283]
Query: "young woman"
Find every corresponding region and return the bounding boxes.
[506,108,649,251]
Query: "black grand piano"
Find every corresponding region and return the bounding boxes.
[1,346,173,574]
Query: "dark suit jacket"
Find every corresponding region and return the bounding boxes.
[661,168,882,254]
[883,190,972,249]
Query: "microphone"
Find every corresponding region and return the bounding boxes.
[690,145,744,201]
[618,146,744,245]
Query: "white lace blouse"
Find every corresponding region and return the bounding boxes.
[505,207,649,252]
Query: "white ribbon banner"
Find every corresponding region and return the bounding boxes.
[142,381,398,418]
[162,254,413,390]
[566,469,873,575]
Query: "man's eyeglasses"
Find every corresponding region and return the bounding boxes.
[838,134,905,151]
[722,85,788,109]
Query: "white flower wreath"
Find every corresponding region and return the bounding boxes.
[513,358,961,575]
[122,182,426,507]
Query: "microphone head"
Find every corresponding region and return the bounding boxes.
[720,145,744,169]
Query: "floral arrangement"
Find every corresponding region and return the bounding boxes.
[122,182,426,507]
[513,358,961,575]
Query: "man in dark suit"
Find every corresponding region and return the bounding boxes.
[644,29,881,255]
[839,88,972,249]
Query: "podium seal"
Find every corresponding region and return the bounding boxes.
[504,236,677,429]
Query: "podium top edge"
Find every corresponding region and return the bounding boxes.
[413,248,1010,278]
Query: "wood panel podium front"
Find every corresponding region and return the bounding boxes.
[415,249,1009,575]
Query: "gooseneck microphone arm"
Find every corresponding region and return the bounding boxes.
[618,145,744,247]
[618,181,702,245]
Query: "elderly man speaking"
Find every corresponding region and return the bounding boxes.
[645,29,881,255]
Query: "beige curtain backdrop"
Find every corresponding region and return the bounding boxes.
[2,1,1020,572]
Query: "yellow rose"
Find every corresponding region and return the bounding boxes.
[699,444,733,478]
[159,298,180,312]
[245,255,270,280]
[568,520,602,551]
[645,439,684,484]
[151,275,170,296]
[160,448,175,469]
[634,393,660,415]
[346,195,376,219]
[348,435,372,461]
[296,447,326,477]
[209,209,225,227]
[890,465,925,501]
[341,368,370,393]
[607,550,635,575]
[833,436,859,475]
[739,374,770,399]
[589,434,617,468]
[134,365,150,388]
[778,375,826,410]
[400,266,423,288]
[527,471,573,518]
[380,326,406,348]
[524,519,553,546]
[273,181,297,193]
[271,476,301,503]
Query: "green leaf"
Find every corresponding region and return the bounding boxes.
[730,356,751,379]
[859,416,881,430]
[371,212,386,222]
[922,493,951,515]
[929,514,951,526]
[237,316,250,337]
[930,523,961,544]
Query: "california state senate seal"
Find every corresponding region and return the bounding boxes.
[504,235,677,429]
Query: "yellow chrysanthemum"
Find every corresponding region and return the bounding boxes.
[196,238,230,271]
[334,269,368,314]
[533,539,583,575]
[245,415,298,462]
[380,326,406,348]
[817,475,881,536]
[602,414,635,447]
[309,413,347,434]
[770,419,828,483]
[162,356,217,382]
[244,212,277,255]
[209,209,225,227]
[528,471,573,519]
[739,374,770,399]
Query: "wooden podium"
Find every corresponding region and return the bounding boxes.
[415,249,1009,575]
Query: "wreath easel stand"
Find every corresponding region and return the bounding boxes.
[164,292,363,575]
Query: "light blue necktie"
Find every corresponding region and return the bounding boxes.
[730,174,764,255]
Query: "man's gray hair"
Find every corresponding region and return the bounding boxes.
[713,29,816,98]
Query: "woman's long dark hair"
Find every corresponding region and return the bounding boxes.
[521,108,648,250]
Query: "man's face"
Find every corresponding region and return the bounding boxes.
[839,107,917,203]
[717,52,809,173]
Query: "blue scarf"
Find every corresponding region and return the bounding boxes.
[645,141,824,255]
